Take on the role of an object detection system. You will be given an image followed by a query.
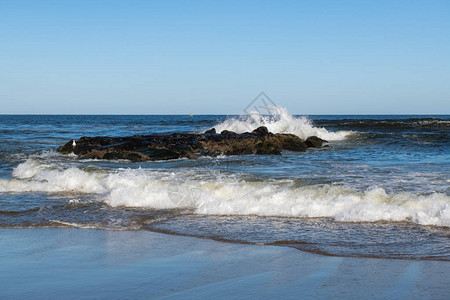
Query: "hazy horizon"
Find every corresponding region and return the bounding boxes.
[1,113,450,116]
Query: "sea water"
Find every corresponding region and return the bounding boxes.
[0,111,449,260]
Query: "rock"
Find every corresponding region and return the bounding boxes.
[57,130,326,161]
[275,134,307,152]
[252,126,269,136]
[220,130,236,136]
[305,136,328,148]
[146,148,181,160]
[204,128,216,134]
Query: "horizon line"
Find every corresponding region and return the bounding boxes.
[0,113,449,116]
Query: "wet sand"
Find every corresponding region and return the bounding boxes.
[1,228,448,299]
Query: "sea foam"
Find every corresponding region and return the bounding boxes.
[212,106,353,141]
[2,159,449,227]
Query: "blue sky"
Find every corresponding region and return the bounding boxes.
[1,0,449,114]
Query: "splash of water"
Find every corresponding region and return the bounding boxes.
[212,106,353,141]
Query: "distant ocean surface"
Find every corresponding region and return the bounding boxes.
[0,110,449,260]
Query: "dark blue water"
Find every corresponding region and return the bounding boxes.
[0,113,449,260]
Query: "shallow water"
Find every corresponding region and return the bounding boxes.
[0,111,449,260]
[2,229,449,299]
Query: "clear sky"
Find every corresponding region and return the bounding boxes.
[1,0,449,114]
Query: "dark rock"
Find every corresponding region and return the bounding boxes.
[58,140,76,153]
[146,148,181,160]
[220,130,237,136]
[57,130,328,162]
[204,128,216,134]
[255,139,282,155]
[305,136,328,148]
[275,134,307,152]
[252,126,269,136]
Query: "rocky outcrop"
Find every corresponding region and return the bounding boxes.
[305,136,328,148]
[57,126,327,161]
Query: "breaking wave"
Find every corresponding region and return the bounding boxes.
[211,107,353,141]
[1,158,449,227]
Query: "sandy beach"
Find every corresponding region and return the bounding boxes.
[1,228,448,299]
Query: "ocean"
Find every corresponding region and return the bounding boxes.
[0,110,449,261]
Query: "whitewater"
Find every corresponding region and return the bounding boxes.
[2,157,449,227]
[212,106,353,140]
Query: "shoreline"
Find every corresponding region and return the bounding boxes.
[1,228,448,299]
[145,226,450,262]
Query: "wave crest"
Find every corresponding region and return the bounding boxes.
[212,107,353,141]
[1,159,449,227]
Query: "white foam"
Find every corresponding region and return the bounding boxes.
[2,159,449,227]
[12,158,47,179]
[193,182,450,227]
[6,163,106,194]
[212,107,353,141]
